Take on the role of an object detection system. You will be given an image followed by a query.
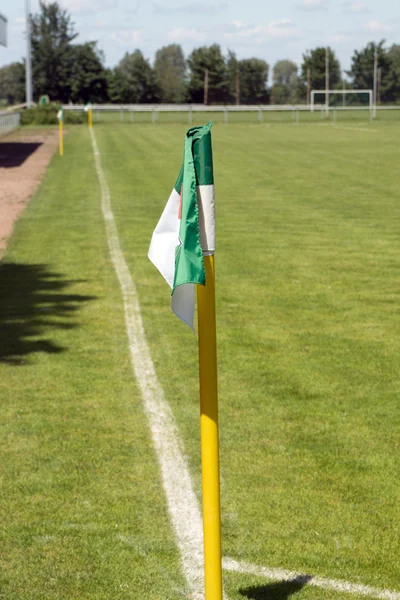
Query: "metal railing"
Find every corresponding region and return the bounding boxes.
[62,103,400,125]
[0,110,21,137]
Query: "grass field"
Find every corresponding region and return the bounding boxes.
[1,120,400,599]
[91,107,400,126]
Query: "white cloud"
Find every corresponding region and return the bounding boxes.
[167,27,206,42]
[59,0,116,15]
[153,2,227,15]
[342,2,369,13]
[224,19,301,43]
[329,34,348,43]
[108,29,144,47]
[365,19,393,32]
[296,0,328,10]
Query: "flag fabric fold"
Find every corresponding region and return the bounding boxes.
[148,121,215,329]
[57,107,64,122]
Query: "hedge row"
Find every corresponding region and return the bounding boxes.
[21,104,85,125]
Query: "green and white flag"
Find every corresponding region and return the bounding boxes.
[84,102,91,112]
[57,107,64,122]
[148,122,215,329]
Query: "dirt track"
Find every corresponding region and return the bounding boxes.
[0,129,59,258]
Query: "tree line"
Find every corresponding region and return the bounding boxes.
[1,1,400,107]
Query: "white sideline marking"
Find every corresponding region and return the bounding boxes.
[90,128,212,600]
[90,127,398,600]
[332,124,377,133]
[223,558,400,600]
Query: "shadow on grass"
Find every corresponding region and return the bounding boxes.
[0,262,96,365]
[240,575,313,600]
[0,143,42,167]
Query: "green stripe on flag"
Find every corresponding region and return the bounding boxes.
[172,123,214,293]
[174,166,183,194]
[192,122,213,186]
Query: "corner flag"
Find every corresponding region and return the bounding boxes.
[148,121,215,329]
[148,122,223,600]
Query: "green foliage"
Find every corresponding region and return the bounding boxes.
[20,103,84,125]
[347,41,391,100]
[271,60,299,104]
[0,62,26,106]
[301,47,341,92]
[386,44,400,103]
[68,42,108,103]
[31,1,78,102]
[187,44,228,104]
[118,50,159,103]
[238,58,269,104]
[154,44,187,103]
[347,41,400,103]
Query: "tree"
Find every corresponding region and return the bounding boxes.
[107,67,132,103]
[187,45,228,104]
[31,1,78,102]
[301,47,341,94]
[154,44,186,103]
[68,42,108,103]
[0,62,25,106]
[386,44,400,103]
[118,50,159,103]
[347,41,392,103]
[271,60,298,104]
[225,50,239,104]
[238,58,269,104]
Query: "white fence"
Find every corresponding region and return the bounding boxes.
[62,103,400,124]
[0,111,21,136]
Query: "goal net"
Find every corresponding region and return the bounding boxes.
[311,90,373,110]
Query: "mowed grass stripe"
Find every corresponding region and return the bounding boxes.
[93,123,400,596]
[0,127,186,599]
[90,127,209,600]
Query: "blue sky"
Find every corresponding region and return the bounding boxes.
[1,0,399,76]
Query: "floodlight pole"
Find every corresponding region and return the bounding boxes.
[325,47,329,116]
[25,0,33,107]
[235,68,240,106]
[373,46,378,119]
[204,69,209,105]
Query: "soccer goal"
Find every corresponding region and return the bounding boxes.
[311,89,373,113]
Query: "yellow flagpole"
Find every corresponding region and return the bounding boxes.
[88,106,93,129]
[197,253,223,600]
[59,120,64,156]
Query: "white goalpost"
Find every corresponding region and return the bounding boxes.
[311,89,374,116]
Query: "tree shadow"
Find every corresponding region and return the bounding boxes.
[0,262,96,365]
[240,575,313,600]
[0,143,42,168]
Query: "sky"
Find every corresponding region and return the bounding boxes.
[1,0,400,76]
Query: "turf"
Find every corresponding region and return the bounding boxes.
[1,120,400,599]
[0,128,186,599]
[95,121,400,592]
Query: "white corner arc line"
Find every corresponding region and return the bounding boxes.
[90,128,220,600]
[223,558,400,600]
